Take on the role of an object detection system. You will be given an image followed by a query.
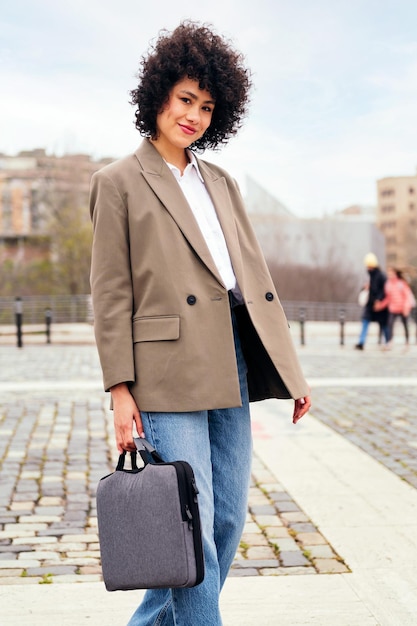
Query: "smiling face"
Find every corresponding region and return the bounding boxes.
[151,77,215,165]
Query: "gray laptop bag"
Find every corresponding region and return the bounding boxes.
[96,438,204,591]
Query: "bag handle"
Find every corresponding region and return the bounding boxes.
[134,437,165,464]
[115,438,165,471]
[115,450,138,471]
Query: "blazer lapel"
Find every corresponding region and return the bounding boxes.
[135,141,224,286]
[198,159,244,289]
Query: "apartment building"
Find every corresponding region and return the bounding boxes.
[376,173,417,268]
[0,149,112,261]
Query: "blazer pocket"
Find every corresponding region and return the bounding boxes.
[133,315,180,343]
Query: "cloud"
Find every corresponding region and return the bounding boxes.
[1,0,417,216]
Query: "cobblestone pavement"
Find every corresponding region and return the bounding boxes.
[3,339,417,584]
[297,345,417,489]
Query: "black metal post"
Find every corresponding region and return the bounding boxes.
[299,307,306,346]
[339,307,346,346]
[45,308,52,344]
[14,297,23,348]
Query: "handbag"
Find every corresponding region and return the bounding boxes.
[358,288,369,307]
[96,437,204,591]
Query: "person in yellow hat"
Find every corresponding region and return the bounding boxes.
[355,253,389,350]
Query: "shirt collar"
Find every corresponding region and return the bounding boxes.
[165,150,204,183]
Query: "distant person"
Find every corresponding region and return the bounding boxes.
[355,253,389,350]
[374,267,416,349]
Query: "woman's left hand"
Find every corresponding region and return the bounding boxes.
[293,396,311,424]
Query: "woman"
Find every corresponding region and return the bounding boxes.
[90,21,310,626]
[375,267,415,347]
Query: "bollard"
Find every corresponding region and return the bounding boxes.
[299,307,306,346]
[14,297,23,348]
[339,307,346,346]
[45,308,52,344]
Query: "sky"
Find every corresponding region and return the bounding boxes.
[1,0,417,217]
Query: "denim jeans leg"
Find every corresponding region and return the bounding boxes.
[359,318,370,345]
[127,408,225,626]
[209,311,252,588]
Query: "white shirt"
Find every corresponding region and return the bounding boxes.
[165,151,238,292]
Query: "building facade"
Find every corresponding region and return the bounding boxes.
[0,149,112,263]
[376,173,417,269]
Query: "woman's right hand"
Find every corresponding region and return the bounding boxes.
[110,383,145,452]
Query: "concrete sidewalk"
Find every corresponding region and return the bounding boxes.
[1,399,417,625]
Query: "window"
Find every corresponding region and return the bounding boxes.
[380,204,395,213]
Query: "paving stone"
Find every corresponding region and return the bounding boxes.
[233,559,279,569]
[268,492,295,502]
[246,546,277,560]
[9,502,34,512]
[60,534,99,543]
[250,505,277,515]
[275,501,301,513]
[280,551,310,567]
[264,527,292,539]
[38,497,64,506]
[34,506,64,516]
[0,530,35,539]
[273,538,300,552]
[0,559,40,568]
[18,515,61,524]
[289,522,317,533]
[228,568,259,577]
[18,551,60,561]
[55,542,86,552]
[62,511,88,522]
[37,528,83,537]
[13,536,58,545]
[304,544,337,559]
[5,523,48,532]
[314,558,350,574]
[67,551,100,558]
[0,544,31,553]
[0,515,19,524]
[261,566,317,576]
[240,533,269,547]
[296,532,328,546]
[281,512,310,523]
[0,569,25,577]
[25,565,78,576]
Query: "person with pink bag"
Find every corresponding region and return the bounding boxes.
[374,267,416,348]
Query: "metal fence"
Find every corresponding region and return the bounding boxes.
[0,295,93,325]
[0,295,362,325]
[281,301,363,322]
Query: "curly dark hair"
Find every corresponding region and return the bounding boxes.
[129,21,252,151]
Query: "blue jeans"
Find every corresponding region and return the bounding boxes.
[358,318,390,345]
[358,318,370,345]
[127,309,252,626]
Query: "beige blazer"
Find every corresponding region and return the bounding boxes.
[90,139,309,412]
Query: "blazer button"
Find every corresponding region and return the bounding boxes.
[187,295,197,305]
[265,292,274,301]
